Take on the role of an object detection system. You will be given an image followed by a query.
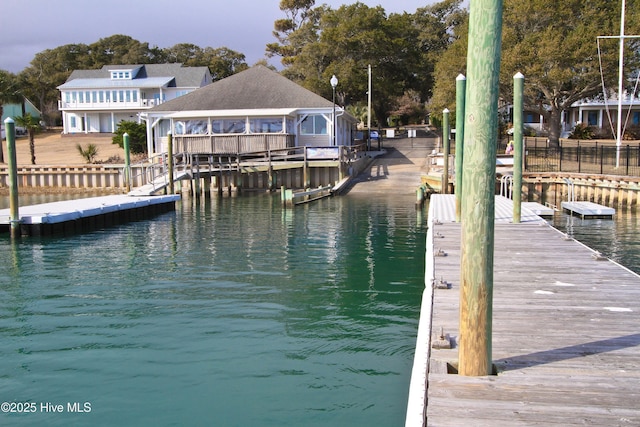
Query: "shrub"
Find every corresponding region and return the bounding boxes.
[568,123,594,140]
[76,143,99,163]
[112,121,147,154]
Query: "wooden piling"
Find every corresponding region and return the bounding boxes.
[442,108,450,195]
[5,118,20,239]
[513,72,524,223]
[458,0,503,377]
[455,74,466,222]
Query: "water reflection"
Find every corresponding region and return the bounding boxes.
[0,192,425,426]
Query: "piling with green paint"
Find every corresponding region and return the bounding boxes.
[513,72,524,223]
[459,0,503,377]
[167,132,175,195]
[5,118,20,238]
[442,108,450,194]
[123,133,131,192]
[455,74,466,222]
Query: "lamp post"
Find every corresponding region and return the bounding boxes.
[331,75,338,145]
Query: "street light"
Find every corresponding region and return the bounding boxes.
[330,75,338,145]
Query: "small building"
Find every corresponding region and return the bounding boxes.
[142,65,357,155]
[2,98,41,122]
[57,64,212,134]
[1,99,42,138]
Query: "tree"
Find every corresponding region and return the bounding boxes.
[0,70,23,163]
[429,15,469,125]
[19,43,91,126]
[15,113,41,165]
[499,0,637,148]
[112,121,147,154]
[86,35,153,67]
[268,1,465,126]
[266,0,318,65]
[430,0,640,148]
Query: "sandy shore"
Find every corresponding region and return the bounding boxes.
[3,130,126,166]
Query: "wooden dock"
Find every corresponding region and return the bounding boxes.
[406,194,640,426]
[0,194,180,236]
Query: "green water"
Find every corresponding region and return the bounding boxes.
[0,194,425,426]
[552,209,640,275]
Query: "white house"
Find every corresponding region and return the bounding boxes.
[142,65,357,155]
[58,63,212,134]
[569,93,640,133]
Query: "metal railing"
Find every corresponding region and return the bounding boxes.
[516,138,640,176]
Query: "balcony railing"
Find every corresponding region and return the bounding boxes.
[58,98,164,110]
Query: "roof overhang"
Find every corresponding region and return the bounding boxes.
[58,77,174,90]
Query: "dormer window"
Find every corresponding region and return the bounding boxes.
[110,70,132,80]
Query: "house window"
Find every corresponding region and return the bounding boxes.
[587,111,599,126]
[300,115,328,135]
[212,119,245,134]
[633,112,640,126]
[249,118,283,133]
[183,120,208,135]
[70,116,76,128]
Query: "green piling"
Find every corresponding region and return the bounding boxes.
[5,118,20,238]
[123,132,131,192]
[459,0,503,377]
[513,72,524,223]
[442,108,450,194]
[167,132,174,195]
[455,74,466,222]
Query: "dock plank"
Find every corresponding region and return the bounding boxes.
[406,194,640,427]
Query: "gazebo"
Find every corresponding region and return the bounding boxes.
[142,66,357,156]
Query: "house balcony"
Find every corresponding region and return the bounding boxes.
[58,98,164,111]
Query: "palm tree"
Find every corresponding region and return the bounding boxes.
[0,70,23,163]
[15,113,40,165]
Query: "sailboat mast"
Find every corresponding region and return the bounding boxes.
[616,0,626,168]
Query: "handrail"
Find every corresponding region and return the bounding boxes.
[500,174,514,199]
[125,144,363,190]
[563,178,575,202]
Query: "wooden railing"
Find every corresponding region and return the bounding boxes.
[173,134,296,154]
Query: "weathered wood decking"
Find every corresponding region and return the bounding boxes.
[407,194,640,426]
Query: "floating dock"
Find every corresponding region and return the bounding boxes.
[406,194,640,426]
[0,194,180,236]
[521,201,556,218]
[561,201,615,219]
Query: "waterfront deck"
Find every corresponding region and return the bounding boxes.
[0,194,180,236]
[407,194,640,426]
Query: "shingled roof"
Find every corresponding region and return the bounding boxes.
[63,63,210,88]
[151,65,334,112]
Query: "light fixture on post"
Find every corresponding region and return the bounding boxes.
[330,74,338,146]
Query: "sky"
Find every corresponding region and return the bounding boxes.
[0,0,448,74]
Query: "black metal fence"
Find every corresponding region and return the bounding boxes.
[521,139,640,177]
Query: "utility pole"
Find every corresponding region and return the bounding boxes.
[459,0,504,377]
